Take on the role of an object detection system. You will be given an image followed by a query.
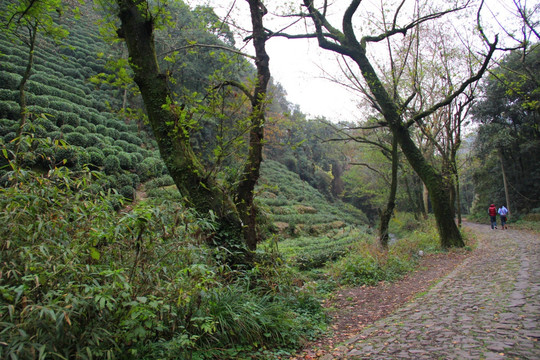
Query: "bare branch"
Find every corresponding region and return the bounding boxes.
[514,0,540,40]
[406,35,498,127]
[215,80,254,102]
[349,162,388,178]
[361,2,470,47]
[161,43,255,60]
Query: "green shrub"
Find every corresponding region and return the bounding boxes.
[0,71,21,89]
[88,150,105,167]
[0,118,17,136]
[117,151,132,170]
[55,146,79,167]
[34,116,58,132]
[129,173,141,188]
[119,131,143,146]
[47,131,62,140]
[145,175,175,190]
[115,139,139,153]
[117,173,134,188]
[281,155,298,172]
[3,131,17,143]
[60,112,81,127]
[96,124,108,135]
[119,184,135,200]
[0,88,18,101]
[131,152,143,165]
[104,154,121,175]
[107,127,120,139]
[102,146,118,157]
[332,251,385,286]
[65,132,88,147]
[0,100,20,119]
[85,122,97,133]
[86,133,103,148]
[106,118,128,132]
[75,125,90,135]
[146,186,182,200]
[138,157,166,181]
[60,124,75,133]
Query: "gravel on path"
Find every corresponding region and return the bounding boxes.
[325,222,540,359]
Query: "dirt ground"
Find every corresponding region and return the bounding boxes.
[291,244,472,359]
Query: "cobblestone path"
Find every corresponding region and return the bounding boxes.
[327,223,540,359]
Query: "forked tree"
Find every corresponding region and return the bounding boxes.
[113,0,270,260]
[275,0,497,247]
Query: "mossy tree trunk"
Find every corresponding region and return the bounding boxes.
[395,123,463,247]
[116,0,244,250]
[378,131,398,248]
[235,0,271,252]
[14,21,38,162]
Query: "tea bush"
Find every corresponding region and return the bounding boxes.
[104,154,121,175]
[65,132,88,147]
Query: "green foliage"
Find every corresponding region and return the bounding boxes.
[0,151,326,359]
[104,154,120,175]
[326,216,440,286]
[471,44,540,213]
[279,230,368,270]
[257,160,368,235]
[64,131,87,147]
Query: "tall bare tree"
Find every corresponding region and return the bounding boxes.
[274,0,497,247]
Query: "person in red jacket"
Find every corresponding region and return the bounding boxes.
[488,204,497,229]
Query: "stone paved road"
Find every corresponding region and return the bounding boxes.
[328,222,540,359]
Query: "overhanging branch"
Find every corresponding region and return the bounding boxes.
[215,80,254,102]
[161,43,255,60]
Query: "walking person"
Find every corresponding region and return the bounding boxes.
[498,205,509,229]
[488,204,497,229]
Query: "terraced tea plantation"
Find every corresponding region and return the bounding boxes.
[258,160,371,270]
[0,12,166,201]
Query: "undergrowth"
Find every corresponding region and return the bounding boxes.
[0,139,472,359]
[0,140,326,360]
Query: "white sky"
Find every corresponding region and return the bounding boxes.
[188,0,537,123]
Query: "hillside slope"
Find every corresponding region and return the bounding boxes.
[0,7,165,200]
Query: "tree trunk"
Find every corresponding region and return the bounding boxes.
[499,150,511,216]
[395,125,463,247]
[15,22,38,161]
[455,173,462,227]
[116,1,244,253]
[378,132,398,248]
[403,175,421,220]
[422,183,429,218]
[235,0,271,252]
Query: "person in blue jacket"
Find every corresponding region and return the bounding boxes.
[498,205,508,229]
